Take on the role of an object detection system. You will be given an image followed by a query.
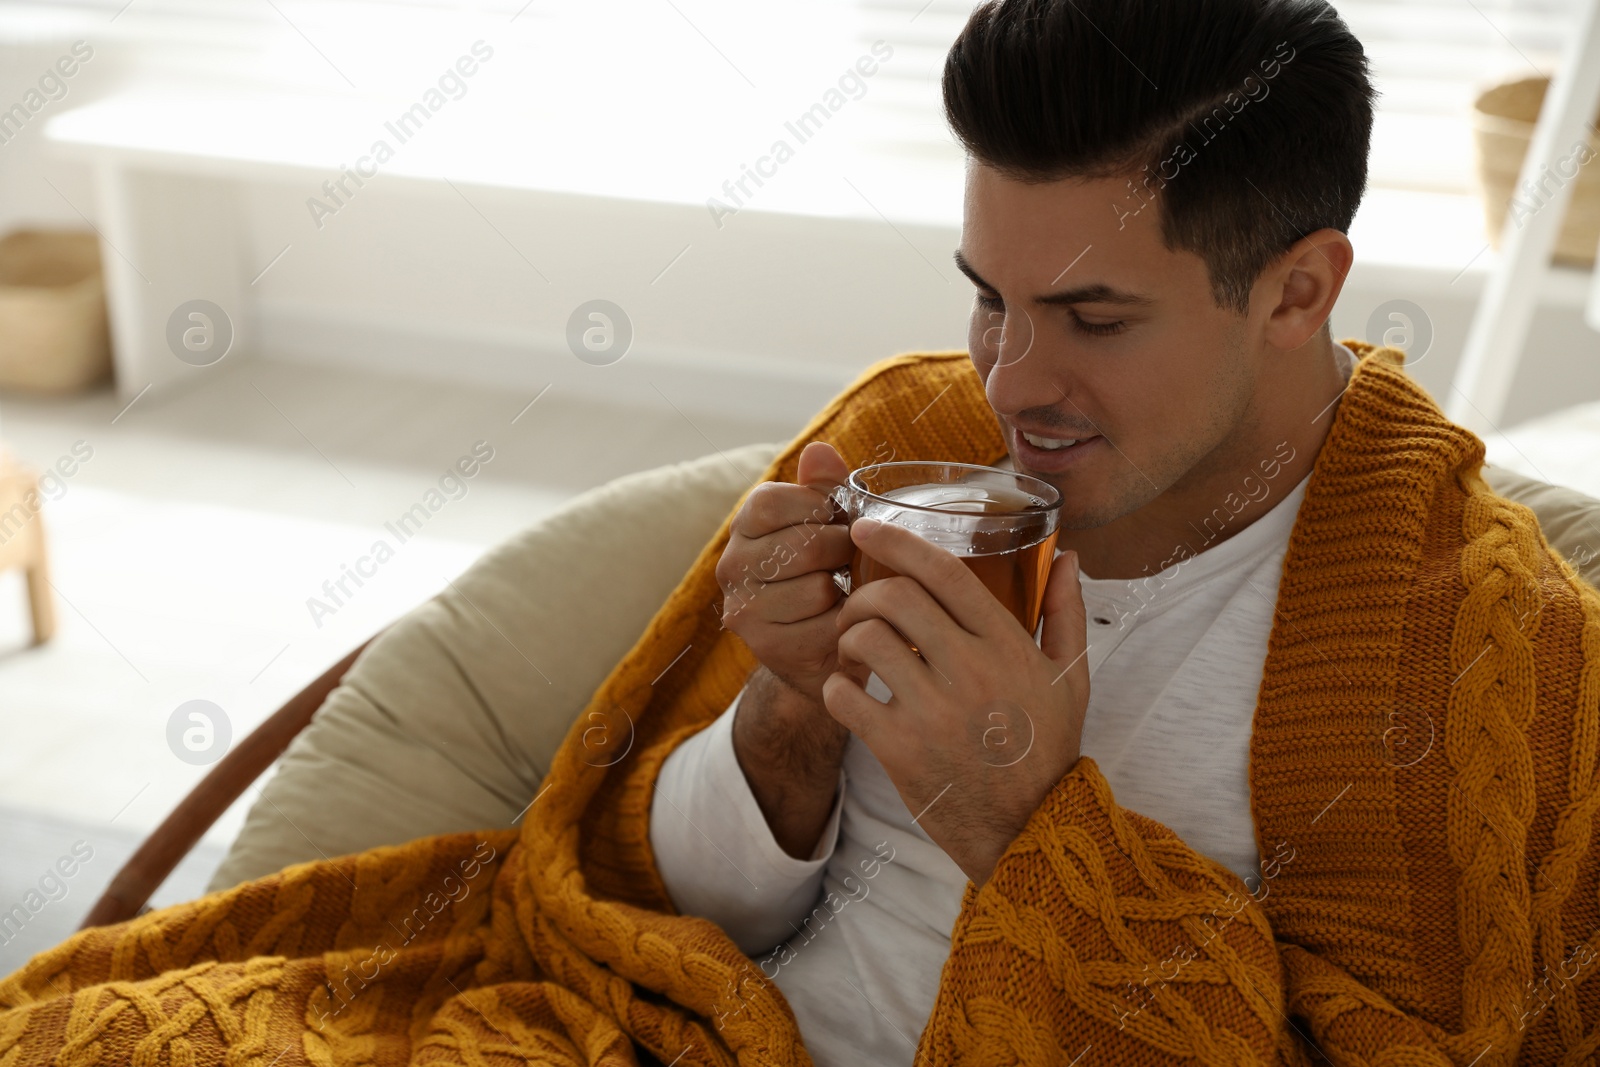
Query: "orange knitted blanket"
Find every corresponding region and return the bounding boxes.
[4,341,1600,1066]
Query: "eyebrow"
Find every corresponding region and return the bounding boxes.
[952,249,1156,308]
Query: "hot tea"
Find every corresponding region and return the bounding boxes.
[847,481,1060,634]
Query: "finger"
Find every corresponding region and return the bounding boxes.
[736,522,852,585]
[764,604,845,666]
[796,440,850,498]
[724,570,841,626]
[849,518,997,635]
[835,575,960,666]
[733,481,842,541]
[1039,550,1089,689]
[837,617,931,700]
[822,670,887,743]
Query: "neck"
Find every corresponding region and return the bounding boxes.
[1059,334,1350,581]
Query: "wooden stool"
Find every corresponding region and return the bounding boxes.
[0,447,55,644]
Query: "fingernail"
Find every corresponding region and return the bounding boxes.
[1069,552,1080,581]
[853,517,882,538]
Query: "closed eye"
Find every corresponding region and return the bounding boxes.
[974,292,1126,337]
[1069,312,1126,337]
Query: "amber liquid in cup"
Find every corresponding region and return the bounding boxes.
[848,481,1061,635]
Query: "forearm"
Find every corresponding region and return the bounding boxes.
[649,682,846,955]
[731,664,850,859]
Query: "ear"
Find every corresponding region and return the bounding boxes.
[1261,228,1353,352]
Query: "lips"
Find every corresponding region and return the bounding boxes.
[1020,429,1085,450]
[1011,424,1102,470]
[1012,422,1099,449]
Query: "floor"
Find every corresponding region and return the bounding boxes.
[0,357,1595,975]
[0,356,796,974]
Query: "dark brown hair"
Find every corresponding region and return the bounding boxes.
[943,0,1377,314]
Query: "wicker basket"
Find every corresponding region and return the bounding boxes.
[0,229,112,392]
[1472,76,1600,269]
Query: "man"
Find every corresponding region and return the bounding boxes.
[648,0,1600,1062]
[5,0,1598,1063]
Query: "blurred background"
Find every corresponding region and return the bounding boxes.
[0,0,1596,969]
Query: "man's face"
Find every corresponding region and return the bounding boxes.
[960,163,1262,531]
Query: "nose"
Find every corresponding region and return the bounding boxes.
[978,308,1067,421]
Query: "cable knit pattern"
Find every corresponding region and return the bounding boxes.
[2,341,1599,1066]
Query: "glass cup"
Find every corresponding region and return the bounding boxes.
[829,461,1063,635]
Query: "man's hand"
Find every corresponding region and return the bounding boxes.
[716,441,855,859]
[717,440,853,702]
[822,517,1090,886]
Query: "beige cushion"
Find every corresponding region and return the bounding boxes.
[1482,464,1600,590]
[207,441,785,892]
[208,446,1599,891]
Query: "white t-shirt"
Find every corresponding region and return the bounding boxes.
[649,343,1356,1066]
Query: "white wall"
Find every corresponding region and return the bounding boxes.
[1332,266,1600,430]
[0,40,118,249]
[0,37,1595,434]
[245,171,1600,432]
[241,174,973,426]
